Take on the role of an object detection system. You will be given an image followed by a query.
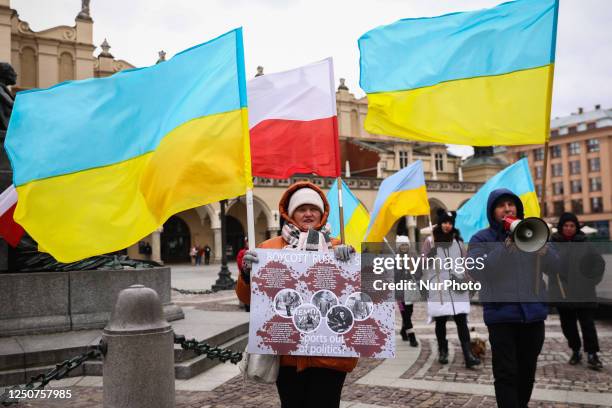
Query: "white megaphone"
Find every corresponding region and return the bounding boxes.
[503,216,550,253]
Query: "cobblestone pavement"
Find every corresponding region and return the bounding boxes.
[15,294,612,408]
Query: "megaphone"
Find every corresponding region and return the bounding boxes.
[503,216,550,253]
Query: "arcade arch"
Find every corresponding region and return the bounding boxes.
[161,215,191,263]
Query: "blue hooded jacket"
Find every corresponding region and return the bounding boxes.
[468,188,558,325]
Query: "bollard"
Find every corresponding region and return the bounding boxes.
[103,284,175,408]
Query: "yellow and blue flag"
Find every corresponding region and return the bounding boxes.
[365,161,429,242]
[456,158,540,242]
[327,179,369,252]
[5,28,252,262]
[358,0,559,146]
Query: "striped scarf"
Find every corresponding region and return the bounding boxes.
[281,223,332,252]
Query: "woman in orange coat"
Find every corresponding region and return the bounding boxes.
[235,181,357,408]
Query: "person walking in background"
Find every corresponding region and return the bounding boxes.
[195,245,203,265]
[468,188,559,408]
[395,235,419,347]
[204,244,212,265]
[189,245,197,265]
[549,212,605,370]
[422,209,480,368]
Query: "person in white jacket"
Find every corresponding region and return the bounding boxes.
[421,209,480,368]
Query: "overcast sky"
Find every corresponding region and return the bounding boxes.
[12,0,612,158]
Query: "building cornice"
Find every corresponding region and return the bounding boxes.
[253,175,481,193]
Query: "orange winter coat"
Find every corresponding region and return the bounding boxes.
[235,181,358,373]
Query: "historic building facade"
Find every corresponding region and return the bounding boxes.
[0,0,134,92]
[0,0,502,264]
[506,106,612,240]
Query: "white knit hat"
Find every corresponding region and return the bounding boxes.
[396,235,410,244]
[288,188,325,217]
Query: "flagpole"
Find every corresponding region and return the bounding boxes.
[329,57,345,245]
[539,1,559,295]
[428,215,443,305]
[540,141,550,217]
[337,177,346,244]
[246,188,256,249]
[534,133,551,295]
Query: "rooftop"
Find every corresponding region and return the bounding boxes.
[551,105,612,133]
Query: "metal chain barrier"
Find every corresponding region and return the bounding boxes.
[174,334,243,364]
[0,342,105,406]
[0,335,242,405]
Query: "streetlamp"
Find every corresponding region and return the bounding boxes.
[212,199,235,290]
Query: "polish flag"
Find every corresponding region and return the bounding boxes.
[0,184,24,247]
[247,58,340,179]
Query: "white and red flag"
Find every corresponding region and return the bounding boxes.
[247,57,340,179]
[0,184,24,247]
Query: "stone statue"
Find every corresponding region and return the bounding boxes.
[473,146,495,157]
[0,62,16,191]
[77,0,92,20]
[0,63,16,132]
[15,235,160,272]
[0,63,16,270]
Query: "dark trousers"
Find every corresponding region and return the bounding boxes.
[488,321,545,408]
[400,303,414,331]
[558,307,600,353]
[434,313,470,348]
[276,366,347,408]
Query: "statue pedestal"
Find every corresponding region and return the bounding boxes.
[0,266,184,337]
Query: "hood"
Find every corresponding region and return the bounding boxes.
[432,224,462,244]
[557,212,580,231]
[486,188,524,229]
[551,231,586,242]
[279,181,330,231]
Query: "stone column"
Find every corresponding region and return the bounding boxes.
[36,40,59,89]
[407,216,417,244]
[151,227,163,265]
[0,1,12,64]
[377,161,384,178]
[75,16,95,80]
[431,153,438,180]
[213,227,222,262]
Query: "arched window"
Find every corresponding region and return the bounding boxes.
[59,52,74,82]
[20,47,37,88]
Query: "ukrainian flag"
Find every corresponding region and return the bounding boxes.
[456,158,540,242]
[327,179,370,252]
[365,161,430,242]
[5,28,252,262]
[358,0,559,146]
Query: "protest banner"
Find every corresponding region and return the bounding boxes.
[247,249,394,358]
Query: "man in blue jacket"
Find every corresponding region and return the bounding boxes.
[468,188,558,408]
